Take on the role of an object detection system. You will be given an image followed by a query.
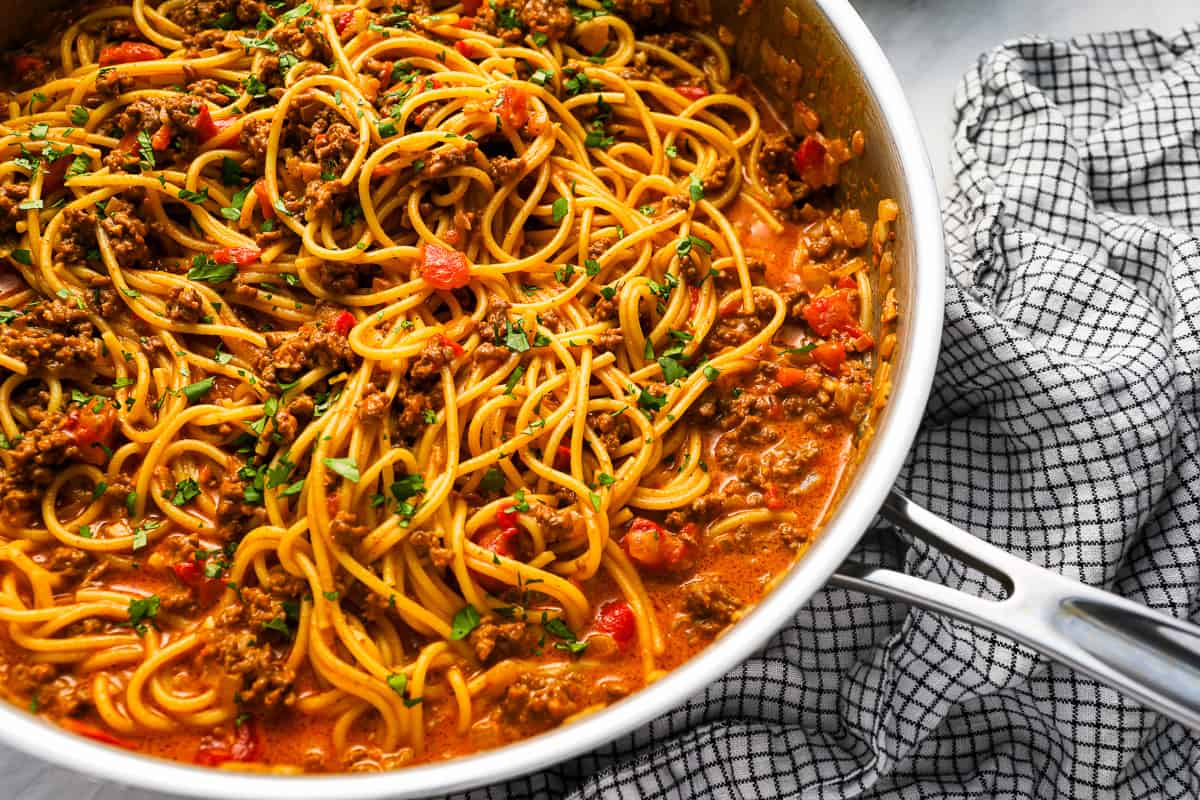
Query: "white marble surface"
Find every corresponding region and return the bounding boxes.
[4,3,1197,799]
[854,0,1197,190]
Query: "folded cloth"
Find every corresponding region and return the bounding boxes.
[12,23,1200,800]
[457,22,1200,800]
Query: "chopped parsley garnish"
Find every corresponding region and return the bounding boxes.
[323,456,360,482]
[450,604,481,639]
[543,615,588,655]
[658,355,688,384]
[551,196,568,223]
[241,72,267,97]
[479,466,505,493]
[689,173,704,203]
[503,365,525,395]
[675,235,713,260]
[183,377,214,403]
[170,478,201,506]
[188,254,237,283]
[279,2,312,22]
[70,106,89,126]
[703,365,720,381]
[262,617,291,637]
[637,387,667,412]
[386,672,424,706]
[178,187,209,205]
[504,319,530,353]
[136,130,155,171]
[126,595,160,635]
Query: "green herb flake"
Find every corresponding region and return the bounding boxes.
[551,196,568,223]
[126,594,160,635]
[183,377,214,403]
[323,456,360,482]
[450,604,481,639]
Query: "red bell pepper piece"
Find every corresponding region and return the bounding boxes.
[62,718,134,749]
[329,310,355,336]
[150,123,171,152]
[98,42,163,66]
[63,404,117,466]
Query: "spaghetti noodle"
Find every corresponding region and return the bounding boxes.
[0,0,893,771]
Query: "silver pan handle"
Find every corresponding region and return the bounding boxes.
[833,491,1200,729]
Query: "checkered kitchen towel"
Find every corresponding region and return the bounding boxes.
[14,22,1200,800]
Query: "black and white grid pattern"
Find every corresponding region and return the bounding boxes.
[11,22,1200,800]
[459,22,1200,800]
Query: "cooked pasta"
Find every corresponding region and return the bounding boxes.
[0,0,891,771]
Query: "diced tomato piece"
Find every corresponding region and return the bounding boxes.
[803,289,858,337]
[792,135,826,173]
[194,718,262,766]
[253,179,275,218]
[62,718,133,749]
[837,275,857,290]
[64,404,117,466]
[454,40,475,57]
[98,42,164,66]
[763,484,787,510]
[172,559,224,606]
[622,517,688,571]
[116,130,139,153]
[775,366,812,390]
[420,244,471,290]
[329,310,355,336]
[474,525,521,592]
[150,123,171,152]
[554,444,571,470]
[333,10,355,35]
[11,54,46,78]
[436,333,464,357]
[41,154,72,194]
[229,718,262,761]
[496,85,528,130]
[172,560,203,586]
[593,599,635,646]
[810,340,846,374]
[454,15,475,28]
[495,505,518,530]
[193,106,233,143]
[676,85,708,100]
[461,0,482,14]
[212,246,261,266]
[477,526,519,558]
[689,285,699,310]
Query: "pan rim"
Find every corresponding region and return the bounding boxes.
[0,0,945,796]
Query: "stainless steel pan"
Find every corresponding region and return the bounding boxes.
[0,0,1197,797]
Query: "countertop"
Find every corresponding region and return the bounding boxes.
[7,2,1197,799]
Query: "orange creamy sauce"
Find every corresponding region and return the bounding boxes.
[1,203,857,770]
